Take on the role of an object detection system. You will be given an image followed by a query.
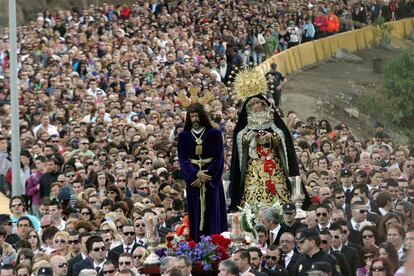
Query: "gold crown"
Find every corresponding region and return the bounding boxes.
[233,67,268,101]
[177,87,215,108]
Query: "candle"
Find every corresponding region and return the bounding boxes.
[147,215,154,240]
[232,213,241,235]
[295,176,301,197]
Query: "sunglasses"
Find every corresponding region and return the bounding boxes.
[55,239,67,244]
[372,267,385,272]
[81,142,90,145]
[316,213,328,217]
[135,223,145,228]
[103,270,115,275]
[123,232,135,236]
[321,240,328,244]
[41,224,51,229]
[134,254,144,259]
[29,235,37,239]
[81,212,90,215]
[69,240,79,244]
[364,254,374,259]
[362,234,374,239]
[264,256,277,261]
[358,209,368,214]
[66,174,75,178]
[93,246,106,252]
[104,238,112,243]
[119,261,132,266]
[12,202,23,208]
[58,263,68,268]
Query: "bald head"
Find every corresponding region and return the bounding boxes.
[50,255,68,276]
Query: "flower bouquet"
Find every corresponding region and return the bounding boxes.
[238,201,283,241]
[157,234,231,272]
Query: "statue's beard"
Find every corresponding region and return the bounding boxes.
[192,121,201,130]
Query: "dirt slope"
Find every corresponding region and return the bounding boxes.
[280,47,407,142]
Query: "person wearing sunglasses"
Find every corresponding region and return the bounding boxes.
[0,214,19,247]
[110,224,139,264]
[73,236,108,275]
[292,228,342,276]
[262,245,281,271]
[50,255,68,276]
[118,253,138,275]
[52,231,71,260]
[369,257,395,276]
[315,203,332,233]
[348,201,369,244]
[329,223,361,275]
[319,230,351,276]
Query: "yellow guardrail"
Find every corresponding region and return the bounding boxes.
[257,18,414,75]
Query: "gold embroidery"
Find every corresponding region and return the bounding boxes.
[241,153,290,206]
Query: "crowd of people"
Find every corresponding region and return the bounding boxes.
[0,0,413,275]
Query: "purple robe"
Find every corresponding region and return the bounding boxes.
[177,128,228,241]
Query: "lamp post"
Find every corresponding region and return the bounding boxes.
[8,0,21,196]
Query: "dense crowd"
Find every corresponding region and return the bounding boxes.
[0,0,413,276]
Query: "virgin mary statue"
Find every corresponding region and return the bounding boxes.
[228,69,300,211]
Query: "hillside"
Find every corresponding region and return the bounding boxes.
[281,46,409,143]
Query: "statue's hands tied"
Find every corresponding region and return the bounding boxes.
[191,170,212,188]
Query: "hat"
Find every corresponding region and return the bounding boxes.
[308,262,332,274]
[271,63,277,69]
[58,187,71,201]
[282,202,296,213]
[0,214,11,224]
[340,168,352,177]
[298,228,319,242]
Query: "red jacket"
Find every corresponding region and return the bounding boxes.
[314,15,328,32]
[326,13,340,32]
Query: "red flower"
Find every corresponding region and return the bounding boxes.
[188,240,196,248]
[311,195,321,204]
[211,234,231,249]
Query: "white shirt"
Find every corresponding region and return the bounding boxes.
[33,124,59,139]
[318,222,331,230]
[270,224,281,243]
[123,242,136,253]
[378,207,388,216]
[351,219,364,231]
[397,245,404,260]
[284,249,294,268]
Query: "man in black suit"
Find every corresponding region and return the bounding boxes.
[110,223,139,264]
[278,232,301,271]
[347,201,369,244]
[72,236,107,276]
[339,169,354,205]
[335,219,363,257]
[329,223,362,275]
[68,232,92,276]
[320,230,352,276]
[354,184,380,215]
[232,249,266,276]
[248,247,288,276]
[263,207,284,246]
[314,203,333,233]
